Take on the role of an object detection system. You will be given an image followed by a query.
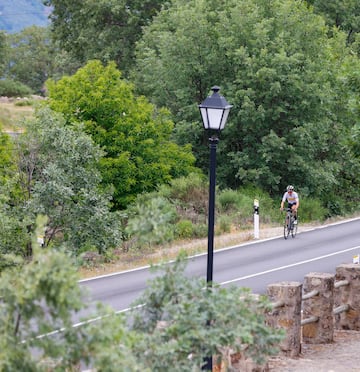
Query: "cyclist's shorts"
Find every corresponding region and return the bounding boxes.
[287,203,297,209]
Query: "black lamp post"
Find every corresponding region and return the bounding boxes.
[199,86,232,370]
[199,86,232,284]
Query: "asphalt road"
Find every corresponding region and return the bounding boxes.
[79,217,360,319]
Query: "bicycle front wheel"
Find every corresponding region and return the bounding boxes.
[284,219,290,240]
[291,221,298,238]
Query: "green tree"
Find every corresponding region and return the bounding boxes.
[0,189,30,261]
[0,129,29,261]
[325,53,360,211]
[129,254,283,370]
[0,31,8,76]
[0,129,15,185]
[1,26,78,95]
[0,238,142,370]
[0,248,284,370]
[133,0,360,210]
[43,0,168,75]
[307,0,360,47]
[5,26,53,93]
[49,45,83,81]
[0,241,85,370]
[46,60,197,209]
[13,107,122,256]
[0,218,145,370]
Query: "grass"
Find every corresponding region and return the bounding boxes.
[78,222,284,279]
[78,211,360,280]
[0,99,35,132]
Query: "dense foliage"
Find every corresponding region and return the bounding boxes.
[0,107,122,258]
[0,1,359,216]
[129,254,283,370]
[0,25,81,96]
[1,2,359,366]
[0,248,283,370]
[0,128,15,187]
[0,243,86,370]
[308,0,360,48]
[46,60,197,209]
[0,0,358,261]
[0,79,33,97]
[5,26,54,93]
[43,0,168,75]
[0,31,7,75]
[133,0,360,212]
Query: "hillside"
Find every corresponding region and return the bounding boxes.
[0,0,50,33]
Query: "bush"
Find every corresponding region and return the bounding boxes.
[0,79,33,97]
[175,219,194,239]
[14,99,34,107]
[125,196,178,247]
[192,223,208,238]
[78,250,105,268]
[0,253,23,272]
[129,255,284,370]
[299,197,329,222]
[216,215,232,234]
[218,189,241,211]
[322,194,345,217]
[217,188,261,228]
[165,173,208,216]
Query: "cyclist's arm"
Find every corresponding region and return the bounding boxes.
[280,194,286,210]
[293,194,299,211]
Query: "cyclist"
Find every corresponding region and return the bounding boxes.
[280,185,299,224]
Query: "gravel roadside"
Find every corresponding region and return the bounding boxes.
[268,329,360,372]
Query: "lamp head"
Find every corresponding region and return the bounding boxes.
[199,86,232,132]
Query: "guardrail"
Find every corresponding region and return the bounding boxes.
[266,263,360,357]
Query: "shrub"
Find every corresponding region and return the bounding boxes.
[14,99,34,107]
[218,189,241,212]
[125,196,178,248]
[217,188,261,228]
[130,255,284,370]
[216,215,232,234]
[239,186,278,224]
[0,253,23,272]
[79,251,105,268]
[322,194,345,217]
[192,223,208,238]
[175,219,193,239]
[0,79,33,97]
[299,197,328,222]
[166,173,209,217]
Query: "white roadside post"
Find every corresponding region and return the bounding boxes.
[253,198,259,239]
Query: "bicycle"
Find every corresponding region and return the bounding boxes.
[283,208,298,239]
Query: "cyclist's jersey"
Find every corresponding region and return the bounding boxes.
[282,191,299,205]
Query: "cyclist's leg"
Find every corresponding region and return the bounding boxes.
[290,203,297,223]
[286,213,290,227]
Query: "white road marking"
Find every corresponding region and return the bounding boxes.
[36,217,360,339]
[80,217,360,282]
[220,245,360,286]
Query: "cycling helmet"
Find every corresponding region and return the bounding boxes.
[287,185,294,191]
